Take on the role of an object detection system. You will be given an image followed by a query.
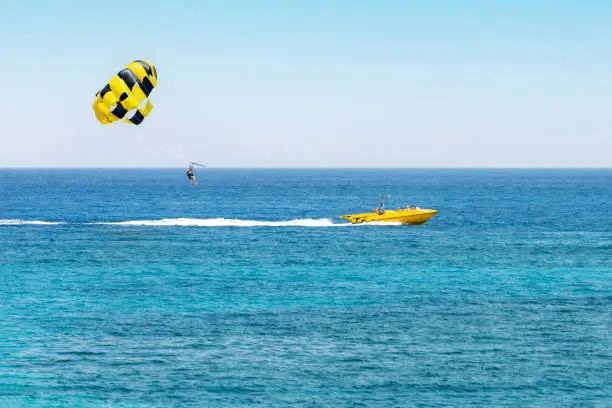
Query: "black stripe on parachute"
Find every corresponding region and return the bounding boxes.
[111,103,127,119]
[135,60,153,76]
[99,84,111,98]
[140,76,154,97]
[128,111,145,125]
[118,68,138,90]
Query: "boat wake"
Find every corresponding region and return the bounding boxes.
[0,219,66,225]
[0,218,402,227]
[98,218,344,227]
[96,218,402,227]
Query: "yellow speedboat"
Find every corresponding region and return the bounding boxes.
[339,197,438,225]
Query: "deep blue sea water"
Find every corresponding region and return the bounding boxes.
[0,169,610,407]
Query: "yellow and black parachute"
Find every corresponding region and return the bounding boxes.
[93,60,158,125]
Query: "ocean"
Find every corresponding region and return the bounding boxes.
[0,169,610,407]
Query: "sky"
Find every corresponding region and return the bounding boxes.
[0,0,610,168]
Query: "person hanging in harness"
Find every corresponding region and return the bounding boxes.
[186,165,197,184]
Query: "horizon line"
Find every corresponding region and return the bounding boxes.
[0,166,610,170]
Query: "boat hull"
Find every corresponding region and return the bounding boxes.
[340,208,438,225]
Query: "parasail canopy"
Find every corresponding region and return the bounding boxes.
[93,60,158,126]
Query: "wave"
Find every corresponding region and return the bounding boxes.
[95,218,401,227]
[0,219,66,225]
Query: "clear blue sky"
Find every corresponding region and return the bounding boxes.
[0,0,610,167]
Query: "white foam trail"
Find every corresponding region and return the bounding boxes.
[98,218,341,227]
[0,219,66,225]
[96,218,401,227]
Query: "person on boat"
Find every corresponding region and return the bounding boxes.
[186,166,197,184]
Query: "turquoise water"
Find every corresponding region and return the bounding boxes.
[1,169,610,407]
